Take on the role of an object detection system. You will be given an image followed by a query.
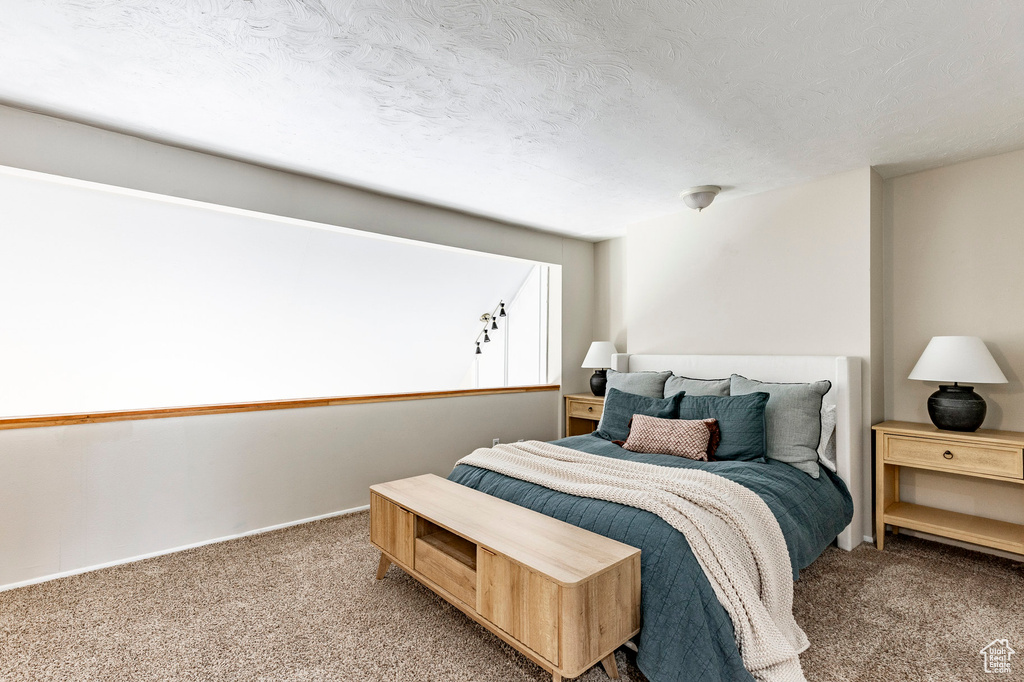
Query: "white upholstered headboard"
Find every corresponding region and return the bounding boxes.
[612,353,863,551]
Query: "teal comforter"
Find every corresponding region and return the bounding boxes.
[448,434,853,682]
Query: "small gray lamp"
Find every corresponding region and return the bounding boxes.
[908,336,1007,431]
[582,341,618,396]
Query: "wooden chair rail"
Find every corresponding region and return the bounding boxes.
[0,384,560,431]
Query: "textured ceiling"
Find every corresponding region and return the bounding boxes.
[1,1,1023,239]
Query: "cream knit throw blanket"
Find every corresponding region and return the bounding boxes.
[456,440,809,682]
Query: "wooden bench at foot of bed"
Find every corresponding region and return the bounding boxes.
[370,474,641,682]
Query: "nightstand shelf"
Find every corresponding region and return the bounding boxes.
[873,420,1024,556]
[883,501,1024,555]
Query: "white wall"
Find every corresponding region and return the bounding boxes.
[560,237,596,400]
[603,168,881,543]
[0,391,558,588]
[0,104,593,589]
[594,237,627,351]
[885,147,1024,528]
[625,169,875,358]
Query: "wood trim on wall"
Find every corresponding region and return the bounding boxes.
[0,385,561,431]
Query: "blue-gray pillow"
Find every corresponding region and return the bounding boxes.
[664,375,731,398]
[606,370,673,398]
[596,388,684,442]
[730,375,832,478]
[677,393,769,462]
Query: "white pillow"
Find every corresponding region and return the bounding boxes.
[817,404,837,473]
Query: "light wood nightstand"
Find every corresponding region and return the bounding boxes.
[564,394,604,437]
[873,420,1024,556]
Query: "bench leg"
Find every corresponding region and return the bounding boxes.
[551,673,561,682]
[601,652,620,679]
[376,553,391,580]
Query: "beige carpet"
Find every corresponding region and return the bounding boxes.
[1,512,1021,681]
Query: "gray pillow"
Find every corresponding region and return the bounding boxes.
[664,375,730,398]
[607,370,673,398]
[818,404,838,473]
[729,374,832,478]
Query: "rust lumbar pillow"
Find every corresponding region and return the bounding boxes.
[622,414,713,461]
[704,418,721,459]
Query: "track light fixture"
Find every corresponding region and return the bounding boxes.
[474,301,508,355]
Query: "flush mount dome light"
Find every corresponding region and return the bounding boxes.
[679,185,721,212]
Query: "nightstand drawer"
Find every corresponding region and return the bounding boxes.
[884,434,1024,479]
[568,400,603,420]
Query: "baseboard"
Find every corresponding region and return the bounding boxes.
[0,504,370,593]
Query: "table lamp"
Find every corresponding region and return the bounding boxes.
[582,341,618,396]
[908,336,1007,431]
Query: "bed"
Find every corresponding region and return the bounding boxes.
[449,354,863,682]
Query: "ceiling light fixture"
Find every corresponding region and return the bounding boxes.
[679,185,721,212]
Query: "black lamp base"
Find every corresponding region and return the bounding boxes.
[590,369,608,397]
[927,384,987,432]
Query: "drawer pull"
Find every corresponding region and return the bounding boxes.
[588,406,593,412]
[943,450,954,459]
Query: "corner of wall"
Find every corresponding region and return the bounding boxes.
[593,237,627,352]
[879,170,896,421]
[870,168,885,426]
[560,238,595,395]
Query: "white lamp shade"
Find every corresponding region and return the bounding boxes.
[582,341,618,369]
[908,336,1007,384]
